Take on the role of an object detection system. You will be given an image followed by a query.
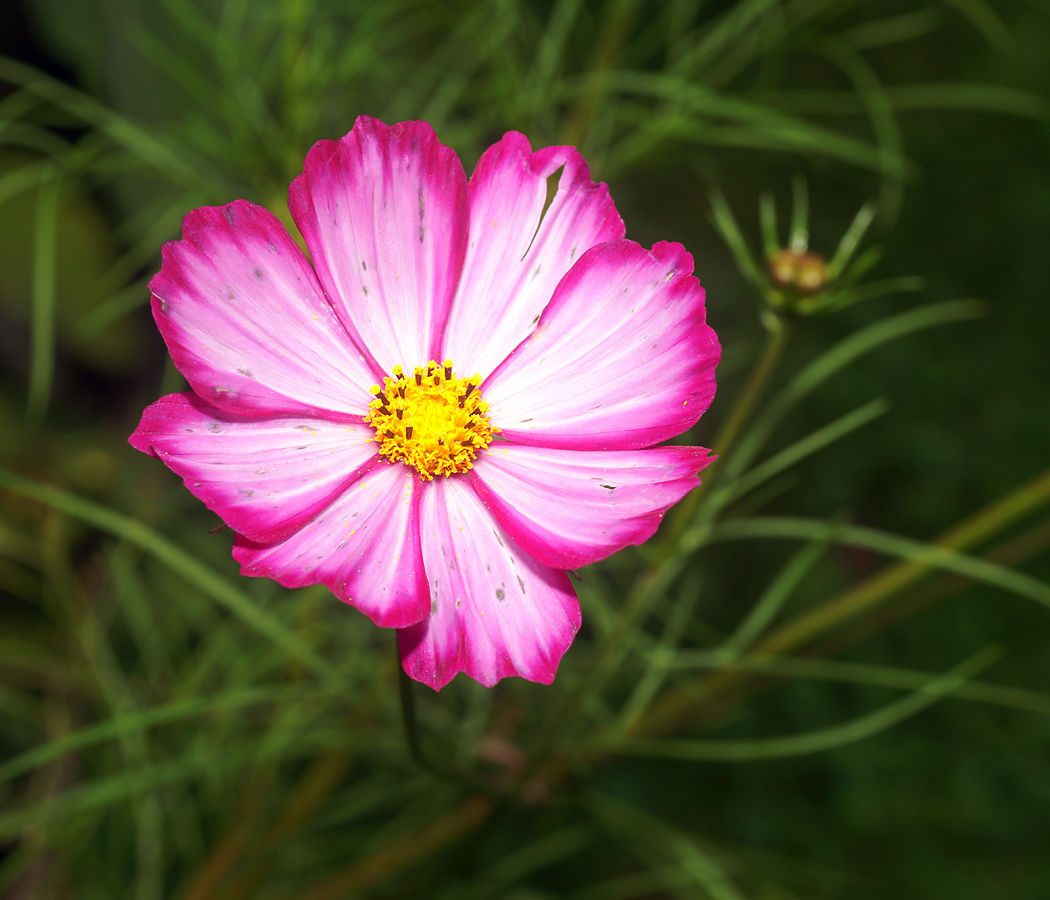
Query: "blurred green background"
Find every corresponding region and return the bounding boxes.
[1,1,1049,898]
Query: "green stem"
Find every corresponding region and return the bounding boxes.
[662,312,790,548]
[396,641,428,773]
[396,642,483,789]
[631,465,1050,738]
[527,314,791,773]
[560,0,643,148]
[27,176,60,423]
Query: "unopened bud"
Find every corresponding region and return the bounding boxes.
[767,249,830,295]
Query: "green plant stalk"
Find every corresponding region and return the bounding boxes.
[813,515,1050,659]
[639,648,1050,718]
[528,562,676,771]
[605,646,1000,761]
[662,311,789,549]
[756,468,1050,652]
[396,642,483,789]
[397,642,428,774]
[561,0,644,148]
[27,176,60,422]
[529,314,789,768]
[632,465,1050,737]
[0,470,337,683]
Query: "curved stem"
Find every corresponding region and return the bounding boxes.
[396,641,428,773]
[526,313,791,777]
[396,641,492,792]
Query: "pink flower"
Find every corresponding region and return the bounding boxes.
[130,116,720,689]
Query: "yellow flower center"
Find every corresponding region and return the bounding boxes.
[365,359,497,481]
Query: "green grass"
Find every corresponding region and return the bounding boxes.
[2,0,1050,897]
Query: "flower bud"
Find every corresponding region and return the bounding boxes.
[767,249,831,295]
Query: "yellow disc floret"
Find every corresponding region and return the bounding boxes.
[365,359,497,480]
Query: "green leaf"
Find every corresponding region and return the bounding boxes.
[827,201,877,278]
[716,522,840,659]
[797,276,925,315]
[941,0,1013,51]
[657,652,1050,718]
[603,646,1000,761]
[615,573,705,733]
[725,300,984,481]
[758,190,779,257]
[586,790,746,900]
[725,397,891,505]
[0,56,209,187]
[703,516,1050,612]
[26,175,59,421]
[708,188,764,288]
[0,470,339,683]
[0,686,303,783]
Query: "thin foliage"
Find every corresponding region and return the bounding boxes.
[2,0,1049,897]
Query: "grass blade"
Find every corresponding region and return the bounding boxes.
[703,516,1050,612]
[0,470,339,683]
[26,175,60,422]
[725,397,891,504]
[0,687,303,784]
[725,300,984,481]
[716,523,838,659]
[607,646,999,761]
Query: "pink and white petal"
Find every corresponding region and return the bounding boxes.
[233,462,429,629]
[441,133,624,380]
[289,116,469,374]
[397,476,581,690]
[150,200,376,418]
[129,392,379,544]
[483,240,720,450]
[470,444,712,570]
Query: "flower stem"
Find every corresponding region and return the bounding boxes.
[526,316,790,773]
[662,311,790,549]
[27,175,60,424]
[631,465,1050,737]
[396,641,429,773]
[396,642,484,789]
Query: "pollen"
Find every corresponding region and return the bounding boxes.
[365,359,497,480]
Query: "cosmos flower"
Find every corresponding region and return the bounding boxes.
[130,116,720,690]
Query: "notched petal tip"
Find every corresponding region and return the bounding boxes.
[483,238,720,450]
[471,444,715,570]
[441,130,625,380]
[233,462,430,630]
[146,199,377,419]
[396,477,581,691]
[288,114,470,374]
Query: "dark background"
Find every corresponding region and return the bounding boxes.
[2,0,1049,897]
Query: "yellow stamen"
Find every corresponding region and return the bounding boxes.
[365,359,497,480]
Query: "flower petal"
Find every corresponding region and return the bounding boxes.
[233,462,429,629]
[129,392,379,544]
[150,200,376,419]
[397,476,580,690]
[441,132,624,380]
[483,240,720,450]
[470,444,712,569]
[289,116,469,373]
